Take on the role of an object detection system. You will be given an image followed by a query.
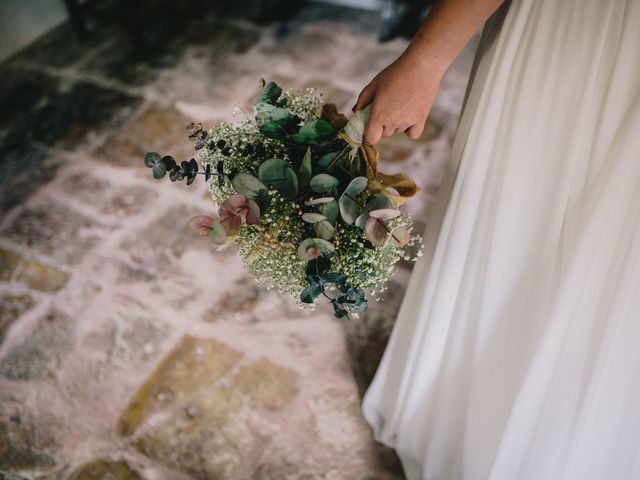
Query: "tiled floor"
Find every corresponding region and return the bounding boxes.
[0,2,476,479]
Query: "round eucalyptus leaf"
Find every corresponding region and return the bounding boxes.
[344,176,368,196]
[300,283,323,304]
[301,212,327,223]
[318,200,340,224]
[355,212,368,229]
[290,118,335,144]
[305,197,335,206]
[321,272,347,284]
[368,208,401,220]
[365,193,393,211]
[310,173,340,193]
[314,220,335,240]
[144,152,161,168]
[388,227,411,247]
[297,238,335,260]
[317,151,339,170]
[231,173,267,199]
[258,158,298,199]
[152,163,167,179]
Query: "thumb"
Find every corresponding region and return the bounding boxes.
[364,118,384,145]
[353,84,375,112]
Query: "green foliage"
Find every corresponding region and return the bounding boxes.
[143,79,423,319]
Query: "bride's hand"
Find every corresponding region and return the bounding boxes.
[353,52,445,145]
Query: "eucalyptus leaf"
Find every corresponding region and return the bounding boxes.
[300,283,323,304]
[355,212,368,229]
[152,163,167,179]
[339,176,368,224]
[298,147,313,190]
[297,238,335,260]
[144,152,161,167]
[314,220,335,240]
[301,212,327,223]
[310,173,340,193]
[355,193,393,229]
[258,158,298,199]
[344,176,368,195]
[321,272,347,284]
[207,220,228,244]
[305,197,335,206]
[259,120,286,139]
[318,200,340,224]
[232,173,267,198]
[263,81,282,102]
[254,102,275,114]
[388,227,411,247]
[365,193,393,211]
[290,118,335,144]
[317,151,339,170]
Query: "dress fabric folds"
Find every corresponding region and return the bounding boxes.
[361,1,640,479]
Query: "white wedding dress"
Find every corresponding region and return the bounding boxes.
[361,1,640,479]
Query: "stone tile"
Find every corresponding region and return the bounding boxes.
[81,39,180,87]
[60,173,157,218]
[103,186,157,218]
[1,203,105,265]
[25,81,140,148]
[116,335,243,436]
[0,69,61,131]
[344,280,406,398]
[0,132,57,213]
[120,205,220,275]
[134,356,298,479]
[0,309,74,381]
[0,400,60,473]
[179,20,261,55]
[66,458,143,480]
[82,293,171,365]
[0,293,35,344]
[202,276,303,323]
[308,391,372,454]
[93,106,195,168]
[0,249,69,292]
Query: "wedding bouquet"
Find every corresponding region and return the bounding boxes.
[144,80,423,319]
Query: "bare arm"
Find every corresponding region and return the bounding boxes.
[354,0,506,145]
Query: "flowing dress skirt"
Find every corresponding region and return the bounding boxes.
[361,1,640,479]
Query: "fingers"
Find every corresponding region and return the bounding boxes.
[364,122,384,145]
[353,84,375,112]
[406,121,425,140]
[382,125,396,139]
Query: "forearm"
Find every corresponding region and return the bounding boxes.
[402,0,506,74]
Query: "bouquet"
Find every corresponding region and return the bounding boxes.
[144,80,423,319]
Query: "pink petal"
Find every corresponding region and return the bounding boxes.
[389,227,410,247]
[220,214,242,236]
[244,198,261,225]
[365,216,389,245]
[187,215,216,236]
[368,208,401,221]
[220,194,248,213]
[208,220,228,244]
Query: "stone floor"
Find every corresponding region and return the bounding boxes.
[0,3,477,479]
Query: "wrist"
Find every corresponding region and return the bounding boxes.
[400,45,450,80]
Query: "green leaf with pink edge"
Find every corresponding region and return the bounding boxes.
[365,209,401,245]
[297,238,335,260]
